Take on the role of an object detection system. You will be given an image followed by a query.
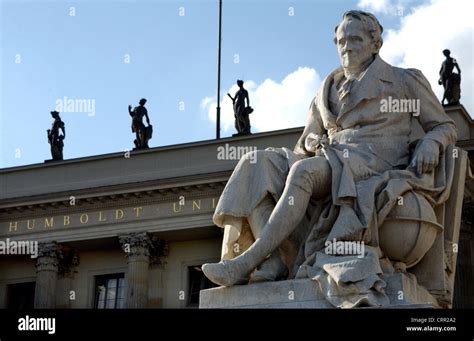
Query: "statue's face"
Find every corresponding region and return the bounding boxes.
[336,18,376,70]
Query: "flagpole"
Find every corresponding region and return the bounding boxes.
[216,0,222,139]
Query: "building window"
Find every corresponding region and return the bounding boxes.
[187,266,217,307]
[94,274,125,309]
[7,282,35,309]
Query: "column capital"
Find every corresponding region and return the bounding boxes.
[37,241,59,258]
[58,247,80,278]
[119,232,168,264]
[119,232,151,258]
[36,241,60,271]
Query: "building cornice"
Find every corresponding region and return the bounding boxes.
[0,173,229,220]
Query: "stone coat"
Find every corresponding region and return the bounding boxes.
[294,55,456,167]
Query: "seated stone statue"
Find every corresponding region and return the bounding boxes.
[202,10,458,307]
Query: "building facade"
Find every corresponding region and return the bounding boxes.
[0,105,473,308]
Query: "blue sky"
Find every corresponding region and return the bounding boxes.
[0,0,471,168]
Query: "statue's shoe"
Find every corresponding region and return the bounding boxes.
[249,255,288,283]
[201,260,250,287]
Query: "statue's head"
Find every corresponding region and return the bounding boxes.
[139,98,147,105]
[237,80,244,87]
[334,10,383,70]
[443,49,451,57]
[50,111,60,119]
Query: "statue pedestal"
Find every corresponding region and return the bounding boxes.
[199,273,439,308]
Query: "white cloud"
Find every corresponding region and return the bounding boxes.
[380,0,473,116]
[203,67,321,135]
[358,0,392,14]
[358,0,419,16]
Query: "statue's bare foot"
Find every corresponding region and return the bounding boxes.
[249,254,288,283]
[201,260,250,287]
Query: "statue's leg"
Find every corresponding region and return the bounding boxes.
[237,115,244,134]
[213,149,290,227]
[135,132,141,148]
[244,114,251,134]
[202,156,331,286]
[220,216,243,260]
[213,149,292,270]
[220,197,273,262]
[248,195,274,238]
[247,196,288,282]
[53,143,60,160]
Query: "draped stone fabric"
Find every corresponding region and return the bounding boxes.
[293,143,455,307]
[212,56,457,307]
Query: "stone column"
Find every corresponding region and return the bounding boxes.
[34,242,59,309]
[57,248,80,308]
[119,232,151,308]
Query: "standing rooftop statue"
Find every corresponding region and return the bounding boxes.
[46,111,65,161]
[439,49,461,106]
[202,10,464,309]
[128,98,152,150]
[228,80,253,136]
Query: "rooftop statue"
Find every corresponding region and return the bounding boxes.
[439,49,461,106]
[128,98,152,150]
[47,111,66,161]
[228,80,253,136]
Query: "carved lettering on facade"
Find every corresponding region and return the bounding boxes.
[44,217,54,228]
[133,207,142,217]
[9,222,18,232]
[27,219,35,230]
[3,197,219,234]
[79,214,88,224]
[98,211,106,222]
[115,209,124,220]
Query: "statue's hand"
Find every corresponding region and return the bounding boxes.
[305,133,328,153]
[128,105,132,111]
[409,139,440,175]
